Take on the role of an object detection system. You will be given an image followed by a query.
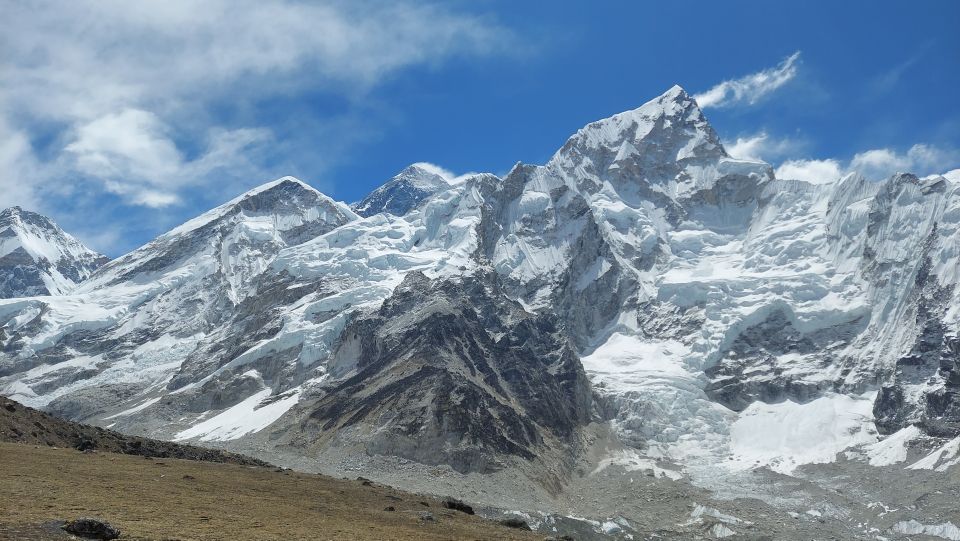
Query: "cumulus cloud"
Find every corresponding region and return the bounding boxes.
[767,144,959,185]
[64,109,272,207]
[0,120,43,210]
[726,129,959,185]
[694,52,801,109]
[774,159,844,185]
[849,144,960,180]
[0,0,515,249]
[726,132,805,163]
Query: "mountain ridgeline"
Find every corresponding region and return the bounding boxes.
[0,86,958,491]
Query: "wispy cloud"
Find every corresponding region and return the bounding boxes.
[869,41,933,96]
[694,52,801,109]
[0,0,517,251]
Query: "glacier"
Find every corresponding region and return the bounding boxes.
[0,85,958,538]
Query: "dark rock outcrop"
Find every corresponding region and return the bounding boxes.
[62,517,120,540]
[301,271,593,473]
[499,518,532,530]
[442,499,475,515]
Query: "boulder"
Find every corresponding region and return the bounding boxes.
[442,498,475,515]
[62,517,120,540]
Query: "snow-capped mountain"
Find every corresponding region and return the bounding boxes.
[1,86,958,526]
[353,163,451,217]
[0,206,108,298]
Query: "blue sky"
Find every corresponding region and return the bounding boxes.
[2,0,958,256]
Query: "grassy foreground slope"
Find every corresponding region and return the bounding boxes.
[0,397,540,540]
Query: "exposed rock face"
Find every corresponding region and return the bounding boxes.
[705,308,867,412]
[301,271,592,473]
[0,206,108,298]
[852,174,960,437]
[872,237,960,437]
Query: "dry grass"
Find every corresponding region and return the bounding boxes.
[0,442,541,540]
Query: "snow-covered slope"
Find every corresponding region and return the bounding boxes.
[0,206,108,298]
[0,87,958,494]
[353,163,451,217]
[0,177,356,420]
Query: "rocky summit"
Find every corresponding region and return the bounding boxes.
[1,86,959,539]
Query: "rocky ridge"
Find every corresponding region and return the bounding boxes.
[0,86,959,538]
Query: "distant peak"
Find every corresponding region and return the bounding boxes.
[1,206,28,220]
[399,162,453,183]
[0,206,57,230]
[353,163,454,217]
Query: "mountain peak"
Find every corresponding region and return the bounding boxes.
[401,163,453,182]
[269,175,311,188]
[161,176,356,241]
[551,85,722,162]
[0,207,107,297]
[547,85,731,202]
[354,163,452,217]
[238,176,321,201]
[1,205,52,228]
[84,176,358,294]
[1,205,24,217]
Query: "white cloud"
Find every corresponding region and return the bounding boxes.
[726,125,960,185]
[66,110,184,197]
[774,159,844,185]
[767,143,959,185]
[726,132,804,162]
[849,144,960,180]
[64,109,272,207]
[0,0,515,237]
[694,52,801,109]
[0,120,42,210]
[2,1,512,122]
